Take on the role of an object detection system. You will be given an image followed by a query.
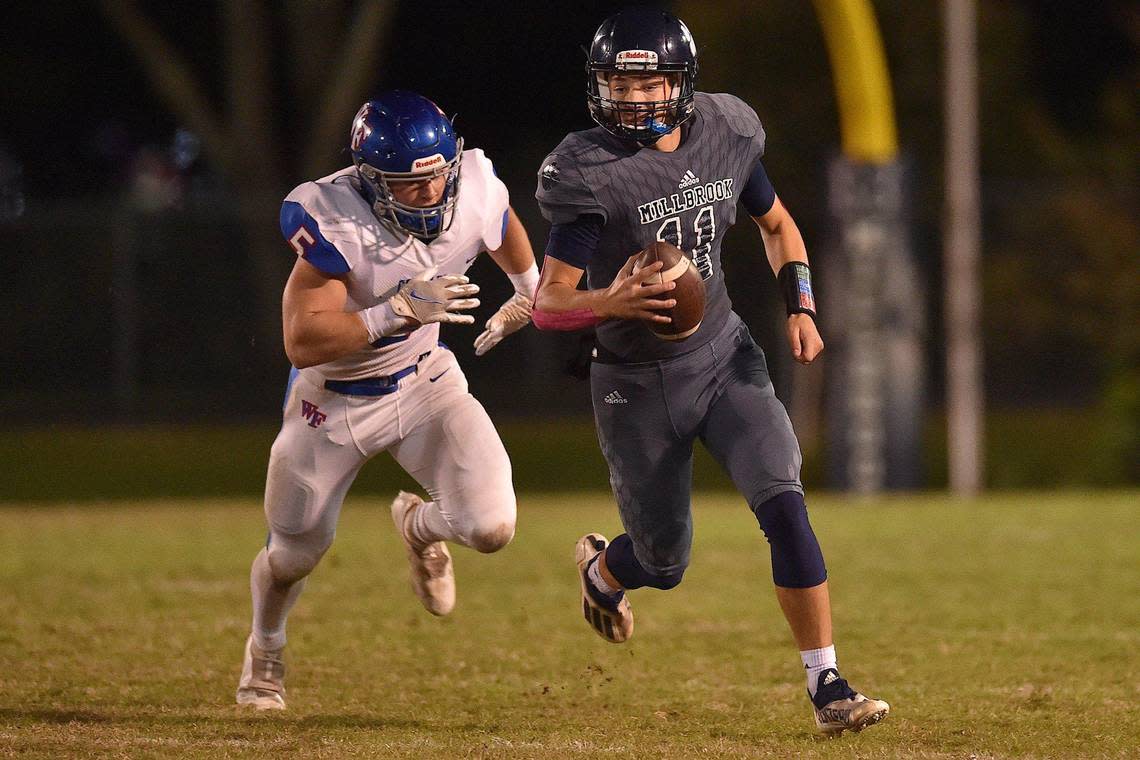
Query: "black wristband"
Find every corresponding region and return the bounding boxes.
[777,261,817,321]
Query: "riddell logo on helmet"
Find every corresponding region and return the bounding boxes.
[412,154,446,171]
[616,49,659,69]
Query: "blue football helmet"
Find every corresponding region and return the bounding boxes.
[586,9,698,145]
[349,91,464,241]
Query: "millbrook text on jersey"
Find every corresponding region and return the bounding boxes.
[636,178,734,225]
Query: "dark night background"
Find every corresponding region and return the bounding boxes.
[2,1,1136,488]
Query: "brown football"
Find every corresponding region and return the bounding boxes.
[634,241,705,341]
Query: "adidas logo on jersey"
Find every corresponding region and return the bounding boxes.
[678,170,700,188]
[603,390,628,405]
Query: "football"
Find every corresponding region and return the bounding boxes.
[634,241,705,340]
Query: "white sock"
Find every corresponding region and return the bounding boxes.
[409,500,459,545]
[801,645,837,697]
[587,557,620,597]
[250,547,305,652]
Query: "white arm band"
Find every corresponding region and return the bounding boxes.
[507,263,540,299]
[357,301,409,344]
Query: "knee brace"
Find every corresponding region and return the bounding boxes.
[751,490,827,588]
[604,533,687,590]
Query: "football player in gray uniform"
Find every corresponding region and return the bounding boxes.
[532,8,889,735]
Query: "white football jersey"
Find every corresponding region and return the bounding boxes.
[279,149,509,380]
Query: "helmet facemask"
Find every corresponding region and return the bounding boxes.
[587,68,695,145]
[355,138,464,242]
[584,9,699,146]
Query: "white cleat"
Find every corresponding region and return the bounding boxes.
[236,634,286,711]
[391,491,455,616]
[575,533,634,644]
[810,668,890,735]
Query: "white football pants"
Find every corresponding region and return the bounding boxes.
[249,347,515,649]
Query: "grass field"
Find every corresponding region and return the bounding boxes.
[6,407,1132,504]
[1,492,1137,758]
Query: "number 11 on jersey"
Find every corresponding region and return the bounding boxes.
[655,204,715,280]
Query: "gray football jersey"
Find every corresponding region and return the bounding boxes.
[536,92,767,362]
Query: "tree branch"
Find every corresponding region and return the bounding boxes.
[224,0,281,189]
[302,0,394,178]
[285,0,345,111]
[98,0,232,174]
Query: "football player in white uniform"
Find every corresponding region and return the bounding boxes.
[236,91,538,710]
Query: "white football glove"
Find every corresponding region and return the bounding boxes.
[389,270,481,326]
[474,292,533,355]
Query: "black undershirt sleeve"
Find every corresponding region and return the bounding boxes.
[740,159,777,217]
[544,213,604,270]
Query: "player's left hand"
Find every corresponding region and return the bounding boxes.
[474,293,534,356]
[787,314,824,365]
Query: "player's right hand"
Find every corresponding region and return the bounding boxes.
[389,269,481,326]
[600,253,676,323]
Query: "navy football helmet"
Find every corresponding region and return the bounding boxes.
[349,91,464,241]
[587,8,698,144]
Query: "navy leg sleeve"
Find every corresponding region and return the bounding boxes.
[605,533,686,591]
[752,491,827,588]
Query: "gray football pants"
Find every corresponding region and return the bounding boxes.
[590,315,803,577]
